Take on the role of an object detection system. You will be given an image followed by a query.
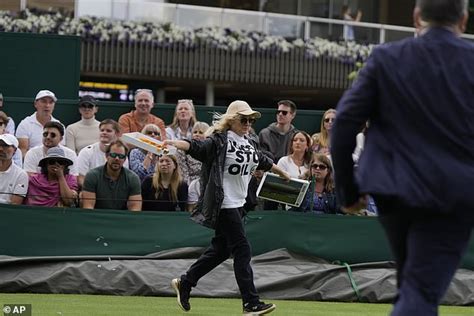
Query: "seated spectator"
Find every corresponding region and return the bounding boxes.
[81,140,141,211]
[16,90,64,156]
[76,119,128,187]
[118,89,166,137]
[129,124,162,182]
[0,111,22,166]
[165,99,196,140]
[66,95,100,154]
[290,154,340,214]
[277,131,312,179]
[0,134,28,204]
[0,93,16,134]
[25,147,78,207]
[141,154,188,212]
[187,177,200,212]
[312,108,336,156]
[23,121,78,176]
[175,121,209,184]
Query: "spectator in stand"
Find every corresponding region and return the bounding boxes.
[82,140,141,211]
[258,100,297,163]
[24,147,78,207]
[65,95,100,154]
[312,108,336,156]
[176,121,209,184]
[129,123,162,182]
[342,5,362,41]
[23,121,78,176]
[0,134,28,204]
[141,154,188,212]
[0,93,16,134]
[16,90,64,157]
[290,154,340,214]
[0,111,22,166]
[277,131,312,179]
[76,119,128,187]
[118,89,166,138]
[166,99,196,140]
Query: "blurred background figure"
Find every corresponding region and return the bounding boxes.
[312,108,336,156]
[129,124,162,182]
[66,95,100,154]
[0,93,16,134]
[166,99,196,140]
[342,5,362,41]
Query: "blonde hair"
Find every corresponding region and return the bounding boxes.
[168,99,197,130]
[152,154,182,202]
[205,112,239,136]
[312,108,336,150]
[192,121,210,133]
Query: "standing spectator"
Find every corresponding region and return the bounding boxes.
[342,5,362,41]
[81,140,141,211]
[312,108,336,156]
[277,131,312,179]
[0,111,22,166]
[0,93,16,134]
[141,154,188,212]
[118,89,166,138]
[166,99,196,140]
[16,90,64,156]
[23,121,78,176]
[65,95,100,154]
[129,124,162,182]
[0,134,28,205]
[76,119,128,187]
[166,100,290,315]
[25,147,78,207]
[331,1,474,314]
[258,100,297,163]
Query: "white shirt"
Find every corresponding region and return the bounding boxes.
[16,112,64,149]
[65,117,100,154]
[221,131,258,209]
[166,126,193,141]
[23,145,78,175]
[277,156,308,179]
[188,178,201,204]
[0,162,28,204]
[77,142,129,176]
[5,118,15,135]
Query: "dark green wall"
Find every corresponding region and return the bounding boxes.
[0,32,80,99]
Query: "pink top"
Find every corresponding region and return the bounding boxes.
[25,173,78,207]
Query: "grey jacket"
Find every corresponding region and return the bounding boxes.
[186,131,274,229]
[258,123,296,162]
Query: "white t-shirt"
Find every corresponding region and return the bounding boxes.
[16,112,64,149]
[221,131,258,209]
[277,155,308,179]
[77,142,129,176]
[23,145,78,175]
[188,178,201,204]
[0,163,28,204]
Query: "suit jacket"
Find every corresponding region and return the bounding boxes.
[331,27,474,215]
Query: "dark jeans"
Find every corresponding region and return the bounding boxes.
[181,207,259,305]
[374,196,473,316]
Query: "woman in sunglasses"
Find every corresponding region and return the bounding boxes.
[129,124,162,182]
[166,100,290,315]
[290,154,340,214]
[25,147,78,207]
[312,108,336,156]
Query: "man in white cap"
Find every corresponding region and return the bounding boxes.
[0,134,28,204]
[15,90,64,157]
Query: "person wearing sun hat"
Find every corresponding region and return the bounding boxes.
[166,100,290,315]
[24,146,78,207]
[0,133,28,205]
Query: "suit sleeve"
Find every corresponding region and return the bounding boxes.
[331,48,380,207]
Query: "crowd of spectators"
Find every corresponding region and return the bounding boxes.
[0,89,375,216]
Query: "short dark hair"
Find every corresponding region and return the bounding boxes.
[417,0,467,26]
[277,100,297,113]
[105,140,129,156]
[44,121,64,136]
[99,119,121,134]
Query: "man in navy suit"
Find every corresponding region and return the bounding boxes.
[331,1,474,315]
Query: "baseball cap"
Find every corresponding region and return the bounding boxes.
[79,95,98,107]
[225,100,261,118]
[35,90,57,102]
[0,134,19,148]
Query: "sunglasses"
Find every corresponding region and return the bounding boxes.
[145,130,160,136]
[108,152,127,159]
[42,132,58,138]
[311,163,328,171]
[80,103,95,109]
[47,159,66,165]
[0,122,5,126]
[276,110,289,116]
[324,118,335,123]
[240,117,256,125]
